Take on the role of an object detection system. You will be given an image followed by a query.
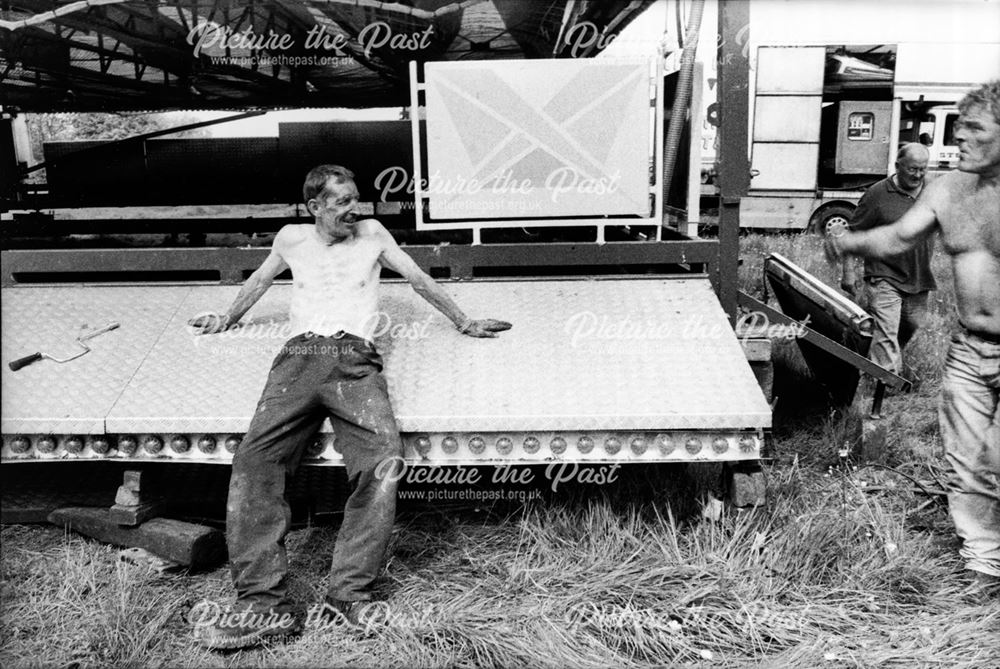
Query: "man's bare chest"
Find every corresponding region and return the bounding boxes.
[940,188,1000,256]
[286,237,382,285]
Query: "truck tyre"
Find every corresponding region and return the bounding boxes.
[809,204,855,235]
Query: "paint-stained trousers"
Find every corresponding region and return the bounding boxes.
[226,332,403,609]
[939,330,1000,576]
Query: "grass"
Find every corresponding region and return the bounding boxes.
[2,233,996,668]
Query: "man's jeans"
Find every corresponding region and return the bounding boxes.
[226,332,403,609]
[939,330,1000,576]
[865,278,929,375]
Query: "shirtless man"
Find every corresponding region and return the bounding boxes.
[826,81,1000,592]
[188,165,511,649]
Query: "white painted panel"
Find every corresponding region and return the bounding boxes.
[750,143,819,190]
[755,47,826,93]
[753,96,822,142]
[423,59,654,220]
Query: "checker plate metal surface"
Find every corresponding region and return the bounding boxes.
[2,278,770,438]
[1,287,191,434]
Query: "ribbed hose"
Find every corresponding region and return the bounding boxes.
[661,0,706,215]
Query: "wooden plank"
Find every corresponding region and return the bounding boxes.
[48,507,225,569]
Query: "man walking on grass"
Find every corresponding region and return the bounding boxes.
[827,81,1000,597]
[841,143,935,384]
[188,164,511,649]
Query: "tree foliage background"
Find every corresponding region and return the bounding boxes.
[23,112,209,179]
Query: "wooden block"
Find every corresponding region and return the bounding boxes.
[114,488,141,507]
[111,470,167,527]
[114,470,145,506]
[726,463,767,508]
[110,501,165,526]
[48,507,226,569]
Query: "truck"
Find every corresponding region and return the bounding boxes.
[698,0,1000,231]
[1,0,779,522]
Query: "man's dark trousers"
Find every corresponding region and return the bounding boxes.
[226,331,403,609]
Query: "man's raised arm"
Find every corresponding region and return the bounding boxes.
[826,179,943,263]
[374,222,512,338]
[188,228,291,335]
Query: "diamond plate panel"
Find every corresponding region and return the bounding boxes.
[1,287,192,434]
[106,286,287,433]
[5,278,770,438]
[379,278,771,431]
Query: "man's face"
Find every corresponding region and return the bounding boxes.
[310,177,360,240]
[954,104,1000,175]
[895,151,929,191]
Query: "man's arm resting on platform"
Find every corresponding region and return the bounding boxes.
[375,223,512,338]
[188,230,290,334]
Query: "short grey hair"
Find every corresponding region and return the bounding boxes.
[958,80,1000,126]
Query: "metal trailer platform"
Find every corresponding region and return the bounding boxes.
[1,278,770,465]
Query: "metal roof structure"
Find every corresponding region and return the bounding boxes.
[0,0,654,111]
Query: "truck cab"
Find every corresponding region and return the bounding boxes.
[902,104,960,171]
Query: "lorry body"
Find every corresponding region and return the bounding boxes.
[698,0,1000,231]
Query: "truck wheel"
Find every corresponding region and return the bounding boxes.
[809,205,854,235]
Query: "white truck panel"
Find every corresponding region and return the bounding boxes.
[755,46,826,93]
[749,144,820,190]
[753,96,823,142]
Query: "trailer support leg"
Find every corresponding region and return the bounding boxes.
[861,381,888,462]
[110,470,165,526]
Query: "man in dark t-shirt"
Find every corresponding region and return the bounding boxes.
[841,143,935,379]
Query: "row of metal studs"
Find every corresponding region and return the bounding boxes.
[4,434,244,456]
[5,433,758,458]
[411,434,758,456]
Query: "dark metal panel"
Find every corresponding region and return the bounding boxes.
[277,121,419,205]
[43,140,148,207]
[2,240,719,285]
[146,137,281,204]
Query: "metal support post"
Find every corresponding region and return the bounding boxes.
[716,0,750,324]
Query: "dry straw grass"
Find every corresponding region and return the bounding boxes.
[2,234,997,668]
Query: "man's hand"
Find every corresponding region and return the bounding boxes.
[840,265,859,297]
[840,275,857,297]
[187,313,235,335]
[824,221,849,264]
[459,319,513,338]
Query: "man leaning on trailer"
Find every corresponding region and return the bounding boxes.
[188,164,511,649]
